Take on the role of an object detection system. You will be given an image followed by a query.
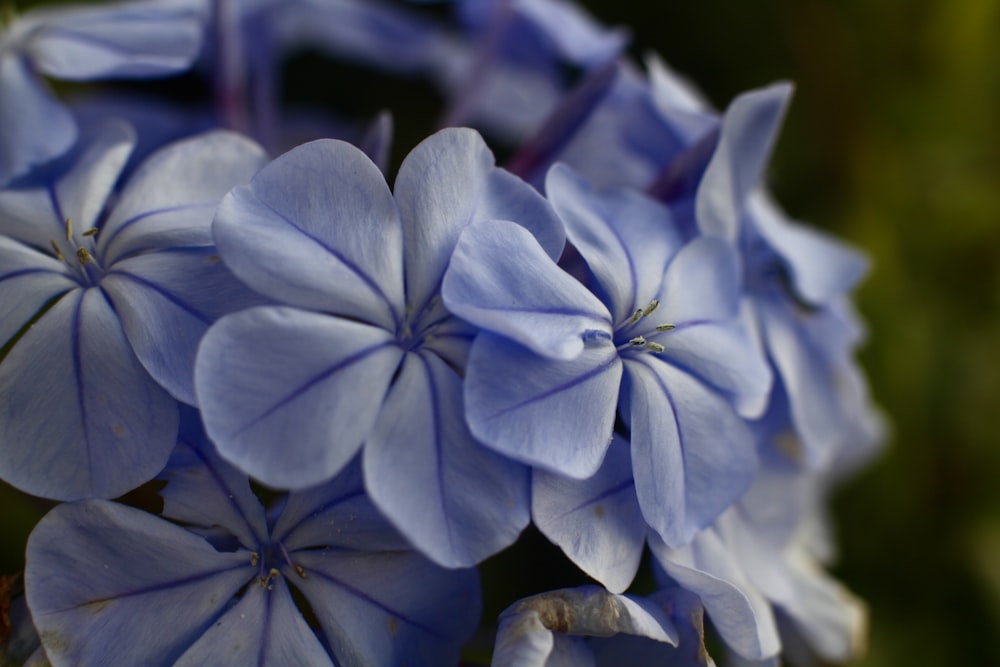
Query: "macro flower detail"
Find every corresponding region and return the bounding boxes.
[443,162,772,548]
[24,433,481,666]
[196,126,564,567]
[0,121,267,500]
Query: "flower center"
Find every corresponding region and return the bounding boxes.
[49,218,105,286]
[614,298,675,355]
[249,539,306,590]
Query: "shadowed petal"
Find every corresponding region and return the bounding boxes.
[0,55,76,185]
[159,437,269,551]
[196,306,403,489]
[294,549,481,667]
[25,500,252,667]
[173,581,334,667]
[443,219,610,360]
[104,248,265,405]
[696,84,792,242]
[625,358,756,548]
[0,288,178,500]
[533,435,646,594]
[465,333,622,478]
[651,531,781,662]
[0,236,75,346]
[365,352,530,567]
[546,163,682,324]
[214,139,405,329]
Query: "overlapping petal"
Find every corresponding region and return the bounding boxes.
[394,127,564,316]
[443,218,610,360]
[213,138,405,330]
[365,351,530,567]
[464,332,622,478]
[195,305,403,489]
[0,288,178,499]
[625,357,757,548]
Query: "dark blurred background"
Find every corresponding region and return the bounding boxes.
[579,1,1000,665]
[3,1,1000,665]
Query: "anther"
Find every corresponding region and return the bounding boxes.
[250,552,259,567]
[77,247,93,266]
[65,218,72,241]
[642,299,660,316]
[50,240,64,262]
[647,342,665,353]
[82,228,98,237]
[627,308,643,325]
[655,323,675,332]
[629,336,646,347]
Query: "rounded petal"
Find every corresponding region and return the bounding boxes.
[365,351,530,567]
[656,236,740,325]
[443,219,610,360]
[99,130,268,262]
[25,500,252,667]
[625,357,757,548]
[195,306,403,489]
[533,435,646,594]
[0,288,178,500]
[213,139,405,329]
[465,333,622,478]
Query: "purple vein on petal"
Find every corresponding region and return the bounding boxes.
[271,489,367,545]
[99,202,217,259]
[490,353,619,417]
[259,198,402,328]
[43,563,251,615]
[301,564,447,639]
[69,292,95,488]
[105,269,211,324]
[550,477,636,523]
[257,584,275,667]
[46,183,67,238]
[231,341,398,438]
[416,351,456,556]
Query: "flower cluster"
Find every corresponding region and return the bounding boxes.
[0,1,883,665]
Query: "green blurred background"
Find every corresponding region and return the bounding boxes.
[579,1,1000,664]
[3,1,1000,665]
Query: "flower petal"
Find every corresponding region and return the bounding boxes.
[625,357,757,548]
[0,54,76,185]
[546,163,683,324]
[196,306,403,489]
[103,247,265,405]
[651,530,781,662]
[99,130,268,263]
[656,236,740,325]
[464,332,622,478]
[173,581,334,667]
[158,435,269,552]
[293,548,481,667]
[365,351,530,567]
[443,219,610,360]
[25,500,252,667]
[696,83,792,242]
[394,127,564,316]
[533,435,646,594]
[0,236,75,347]
[213,139,405,329]
[0,288,178,500]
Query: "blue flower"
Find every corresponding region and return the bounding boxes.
[0,121,267,499]
[0,0,207,184]
[195,126,564,567]
[24,430,481,666]
[443,162,772,548]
